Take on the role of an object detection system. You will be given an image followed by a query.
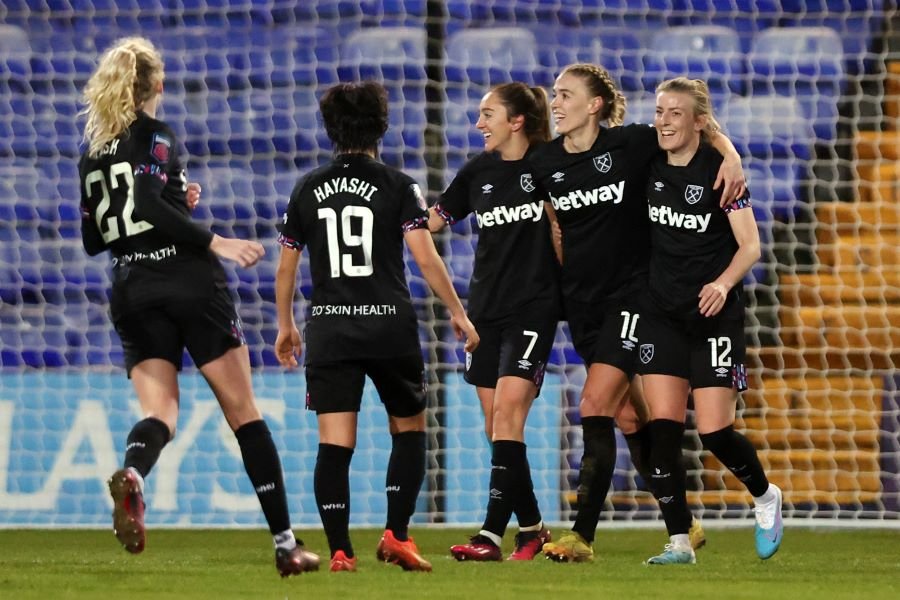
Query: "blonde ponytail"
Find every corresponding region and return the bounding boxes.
[80,37,164,157]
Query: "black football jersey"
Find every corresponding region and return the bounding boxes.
[434,151,560,323]
[529,124,660,306]
[278,154,429,364]
[79,111,225,318]
[645,143,749,321]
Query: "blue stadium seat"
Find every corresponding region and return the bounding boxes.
[644,25,745,97]
[624,93,657,125]
[720,95,814,161]
[337,26,427,83]
[194,165,257,240]
[748,26,844,142]
[445,27,538,86]
[745,158,808,223]
[443,86,485,183]
[536,26,645,91]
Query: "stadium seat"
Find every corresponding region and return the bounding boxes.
[337,26,427,83]
[445,27,538,86]
[748,26,845,141]
[720,95,815,161]
[644,25,746,97]
[537,26,646,92]
[624,92,657,126]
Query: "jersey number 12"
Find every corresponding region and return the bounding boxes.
[318,206,374,278]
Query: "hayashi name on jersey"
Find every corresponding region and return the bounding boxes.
[476,200,545,228]
[312,176,378,203]
[548,179,624,211]
[311,303,399,316]
[647,204,712,232]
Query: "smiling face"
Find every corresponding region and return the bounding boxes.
[550,71,600,137]
[476,90,522,156]
[654,90,705,160]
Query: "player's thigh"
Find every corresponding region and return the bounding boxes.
[367,354,427,419]
[200,345,261,431]
[635,313,691,421]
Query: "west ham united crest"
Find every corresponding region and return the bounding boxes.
[685,184,704,205]
[639,343,654,364]
[520,173,535,192]
[593,152,612,173]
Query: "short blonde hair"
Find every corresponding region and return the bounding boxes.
[80,37,164,157]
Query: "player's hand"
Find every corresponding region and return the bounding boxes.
[450,313,480,353]
[186,182,201,211]
[698,281,730,317]
[713,156,747,206]
[274,327,302,368]
[209,235,265,268]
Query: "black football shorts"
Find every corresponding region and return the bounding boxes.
[114,286,244,376]
[305,353,427,417]
[635,312,748,391]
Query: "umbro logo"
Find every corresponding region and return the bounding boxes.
[654,181,664,191]
[518,359,532,369]
[482,184,493,193]
[552,171,565,182]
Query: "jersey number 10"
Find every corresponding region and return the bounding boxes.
[318,206,374,278]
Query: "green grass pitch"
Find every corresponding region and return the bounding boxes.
[1,527,898,599]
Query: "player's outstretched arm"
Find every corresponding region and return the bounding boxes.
[208,235,265,268]
[698,206,761,317]
[274,245,303,368]
[404,227,479,352]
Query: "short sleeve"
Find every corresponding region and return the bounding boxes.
[433,162,474,225]
[400,178,430,232]
[278,178,308,250]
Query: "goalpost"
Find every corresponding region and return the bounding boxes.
[0,1,897,529]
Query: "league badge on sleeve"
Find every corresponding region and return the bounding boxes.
[150,133,171,164]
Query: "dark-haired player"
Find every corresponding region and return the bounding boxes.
[639,77,782,565]
[79,36,319,577]
[275,81,478,573]
[429,82,560,562]
[533,63,747,562]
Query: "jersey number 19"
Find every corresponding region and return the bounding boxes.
[318,206,374,278]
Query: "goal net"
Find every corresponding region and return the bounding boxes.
[0,1,897,529]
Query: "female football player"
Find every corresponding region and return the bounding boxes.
[274,81,478,572]
[79,36,319,577]
[639,77,782,564]
[429,82,559,561]
[533,63,746,562]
